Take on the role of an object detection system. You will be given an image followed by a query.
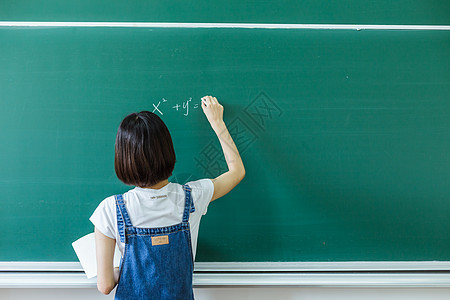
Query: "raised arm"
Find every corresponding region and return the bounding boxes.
[201,96,245,201]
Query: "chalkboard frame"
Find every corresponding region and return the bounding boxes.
[1,21,449,270]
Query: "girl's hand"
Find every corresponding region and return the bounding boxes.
[201,96,224,131]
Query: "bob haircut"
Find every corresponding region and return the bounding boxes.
[114,111,176,187]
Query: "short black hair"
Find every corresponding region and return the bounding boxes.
[114,111,176,187]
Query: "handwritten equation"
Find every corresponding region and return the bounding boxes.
[151,97,201,117]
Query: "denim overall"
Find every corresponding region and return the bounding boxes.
[114,185,195,299]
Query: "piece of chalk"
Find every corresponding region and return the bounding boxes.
[202,98,207,106]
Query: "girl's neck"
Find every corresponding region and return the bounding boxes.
[141,179,169,190]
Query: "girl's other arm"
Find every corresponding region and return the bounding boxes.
[95,227,120,295]
[201,96,245,201]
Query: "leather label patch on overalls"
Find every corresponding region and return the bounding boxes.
[151,235,169,246]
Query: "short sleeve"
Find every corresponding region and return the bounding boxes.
[89,196,116,239]
[186,179,214,216]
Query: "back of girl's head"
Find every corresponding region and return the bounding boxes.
[114,111,176,187]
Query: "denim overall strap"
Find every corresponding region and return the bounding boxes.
[115,194,132,244]
[182,184,195,223]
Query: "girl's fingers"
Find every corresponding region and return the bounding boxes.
[202,95,220,107]
[202,95,213,106]
[201,96,210,111]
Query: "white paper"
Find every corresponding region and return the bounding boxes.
[72,232,121,279]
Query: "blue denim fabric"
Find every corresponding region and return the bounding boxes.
[114,185,195,299]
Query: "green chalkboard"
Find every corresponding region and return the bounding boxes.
[0,27,449,262]
[0,0,449,25]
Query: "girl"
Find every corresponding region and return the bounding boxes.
[90,96,245,299]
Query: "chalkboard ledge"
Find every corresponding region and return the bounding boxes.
[1,262,450,288]
[1,271,450,288]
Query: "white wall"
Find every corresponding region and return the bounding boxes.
[1,287,450,300]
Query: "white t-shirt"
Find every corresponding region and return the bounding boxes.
[90,179,214,259]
